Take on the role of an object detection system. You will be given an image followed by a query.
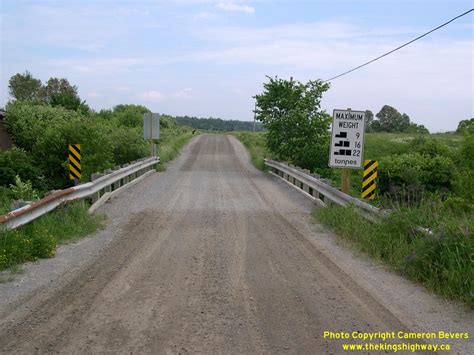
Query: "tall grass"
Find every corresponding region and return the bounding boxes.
[313,203,473,308]
[155,126,195,171]
[232,131,271,171]
[0,201,104,271]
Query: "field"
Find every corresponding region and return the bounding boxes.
[233,131,473,307]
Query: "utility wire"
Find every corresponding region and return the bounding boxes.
[324,9,473,82]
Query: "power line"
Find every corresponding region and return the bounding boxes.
[324,9,473,82]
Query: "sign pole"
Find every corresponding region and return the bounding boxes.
[341,168,350,193]
[340,108,352,193]
[149,111,153,156]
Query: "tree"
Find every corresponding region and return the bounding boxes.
[40,77,89,113]
[375,105,411,132]
[406,123,429,134]
[365,110,374,132]
[254,76,331,172]
[40,77,77,103]
[457,118,474,134]
[8,71,42,102]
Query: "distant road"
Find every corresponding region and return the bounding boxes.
[0,135,471,353]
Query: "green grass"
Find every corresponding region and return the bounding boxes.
[232,131,271,171]
[0,187,12,215]
[0,201,104,271]
[313,203,473,308]
[155,126,195,171]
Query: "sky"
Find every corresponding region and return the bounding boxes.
[0,0,473,132]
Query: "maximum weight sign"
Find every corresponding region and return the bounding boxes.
[329,109,366,169]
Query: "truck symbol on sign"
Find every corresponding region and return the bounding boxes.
[333,132,351,155]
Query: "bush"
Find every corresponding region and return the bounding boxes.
[112,104,149,128]
[378,152,455,199]
[9,175,39,201]
[108,126,148,165]
[0,147,40,188]
[0,187,13,214]
[409,136,452,158]
[34,117,114,188]
[5,101,82,151]
[0,201,103,270]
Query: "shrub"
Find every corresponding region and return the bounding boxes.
[379,152,455,199]
[0,187,13,214]
[9,175,39,201]
[409,136,452,158]
[34,117,114,188]
[0,147,40,188]
[5,101,81,151]
[108,126,148,165]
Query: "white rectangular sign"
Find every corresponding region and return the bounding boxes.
[329,109,366,169]
[143,113,160,140]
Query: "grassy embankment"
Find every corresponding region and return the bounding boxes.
[155,122,196,171]
[233,131,473,308]
[0,201,104,273]
[232,131,271,171]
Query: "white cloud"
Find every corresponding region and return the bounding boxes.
[193,11,221,21]
[50,58,143,74]
[115,86,131,92]
[173,88,194,98]
[139,90,166,102]
[217,2,255,14]
[86,91,100,98]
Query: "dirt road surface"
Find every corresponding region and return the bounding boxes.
[0,135,472,354]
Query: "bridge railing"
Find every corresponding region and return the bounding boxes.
[264,159,384,222]
[0,157,159,230]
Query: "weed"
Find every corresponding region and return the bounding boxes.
[232,132,272,171]
[0,201,104,270]
[313,203,473,308]
[155,126,194,170]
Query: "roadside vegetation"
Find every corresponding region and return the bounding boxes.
[0,71,195,271]
[154,116,195,171]
[0,201,104,271]
[236,129,473,307]
[175,115,264,132]
[232,131,271,171]
[236,76,474,307]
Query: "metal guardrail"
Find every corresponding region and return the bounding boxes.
[0,157,159,230]
[265,159,383,221]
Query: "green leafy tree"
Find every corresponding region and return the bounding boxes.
[375,105,411,132]
[8,71,42,102]
[457,118,474,134]
[405,123,429,134]
[115,104,149,127]
[40,77,77,103]
[50,91,90,113]
[40,77,89,113]
[365,110,374,132]
[254,76,331,172]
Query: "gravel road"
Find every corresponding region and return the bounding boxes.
[0,134,472,354]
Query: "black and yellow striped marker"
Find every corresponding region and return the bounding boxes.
[362,160,378,200]
[68,144,81,180]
